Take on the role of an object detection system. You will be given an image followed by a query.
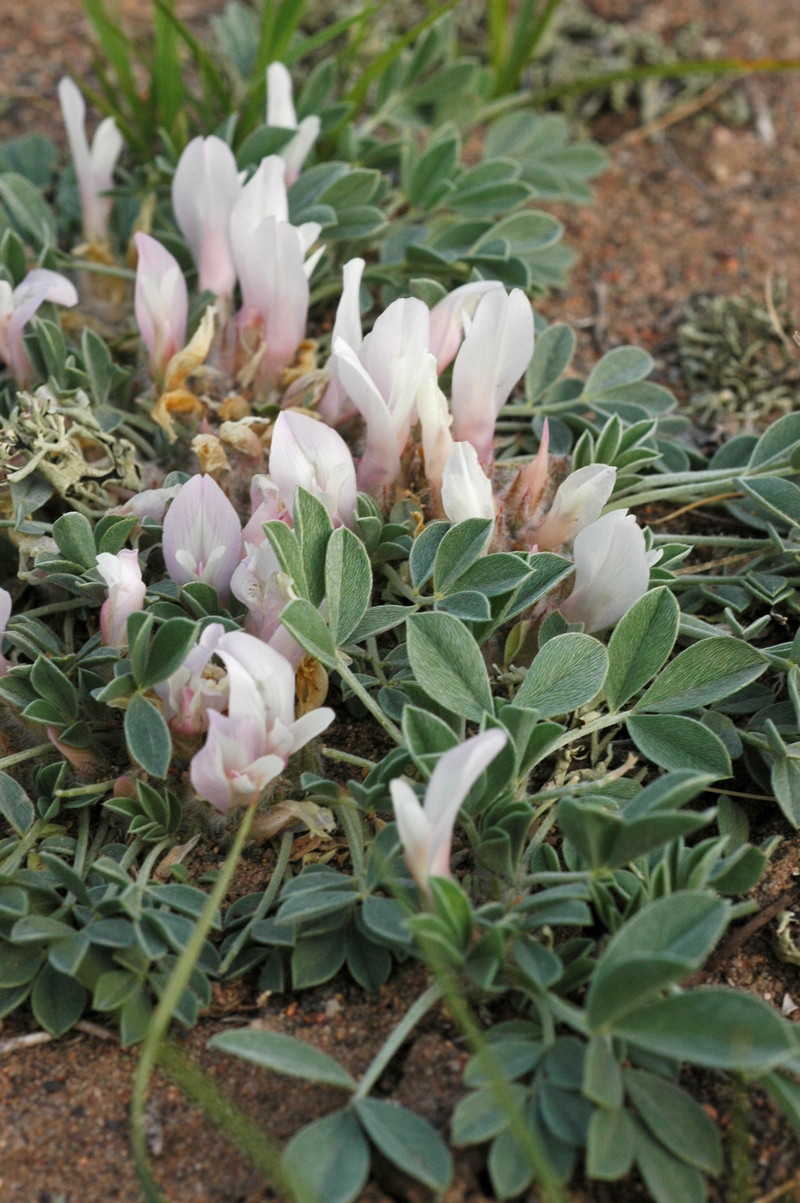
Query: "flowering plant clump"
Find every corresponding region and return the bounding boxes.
[0,21,798,1203]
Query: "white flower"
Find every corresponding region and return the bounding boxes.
[559,510,662,633]
[441,442,495,525]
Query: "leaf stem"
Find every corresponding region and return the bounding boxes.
[322,746,377,770]
[0,743,54,771]
[336,656,403,744]
[353,982,443,1100]
[131,802,257,1203]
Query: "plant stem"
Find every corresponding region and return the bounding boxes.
[322,746,377,770]
[336,656,403,744]
[218,829,293,976]
[157,1040,292,1197]
[353,982,444,1100]
[131,802,257,1203]
[56,779,116,798]
[728,1074,752,1203]
[21,597,91,619]
[429,959,569,1203]
[0,743,55,772]
[73,807,91,876]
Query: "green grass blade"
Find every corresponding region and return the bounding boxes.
[81,0,149,125]
[270,0,312,62]
[346,0,460,110]
[152,0,232,116]
[497,0,561,95]
[531,55,800,105]
[152,0,185,136]
[487,0,509,76]
[284,6,378,66]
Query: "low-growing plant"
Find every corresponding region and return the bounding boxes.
[0,13,799,1203]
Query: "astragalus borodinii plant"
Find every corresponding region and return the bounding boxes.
[0,51,799,1203]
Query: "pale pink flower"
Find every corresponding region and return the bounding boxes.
[333,297,430,495]
[428,280,504,373]
[0,587,12,676]
[58,76,123,245]
[317,257,365,425]
[390,729,507,894]
[96,549,147,647]
[161,474,242,600]
[269,410,357,528]
[113,484,182,526]
[266,62,320,185]
[534,463,616,552]
[229,156,322,284]
[0,270,78,385]
[134,233,188,385]
[153,621,228,736]
[451,288,534,467]
[231,539,295,644]
[559,510,662,633]
[441,442,495,525]
[190,630,334,813]
[171,136,241,297]
[235,215,309,386]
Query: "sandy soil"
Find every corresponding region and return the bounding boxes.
[2,0,800,1200]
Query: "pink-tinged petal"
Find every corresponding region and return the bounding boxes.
[237,216,308,385]
[267,621,304,669]
[333,338,401,496]
[267,62,298,129]
[217,629,296,728]
[559,510,650,633]
[451,289,534,466]
[161,474,242,600]
[269,409,357,528]
[120,483,181,525]
[424,729,507,876]
[390,779,433,894]
[190,711,267,813]
[95,548,146,647]
[282,115,320,185]
[5,269,78,384]
[288,706,335,753]
[441,442,495,525]
[242,475,283,546]
[47,728,98,774]
[172,136,240,297]
[134,233,188,383]
[318,257,365,424]
[534,463,616,552]
[229,156,288,282]
[517,418,550,515]
[58,77,121,243]
[429,280,503,373]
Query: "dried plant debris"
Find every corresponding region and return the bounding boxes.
[677,285,800,430]
[0,386,141,519]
